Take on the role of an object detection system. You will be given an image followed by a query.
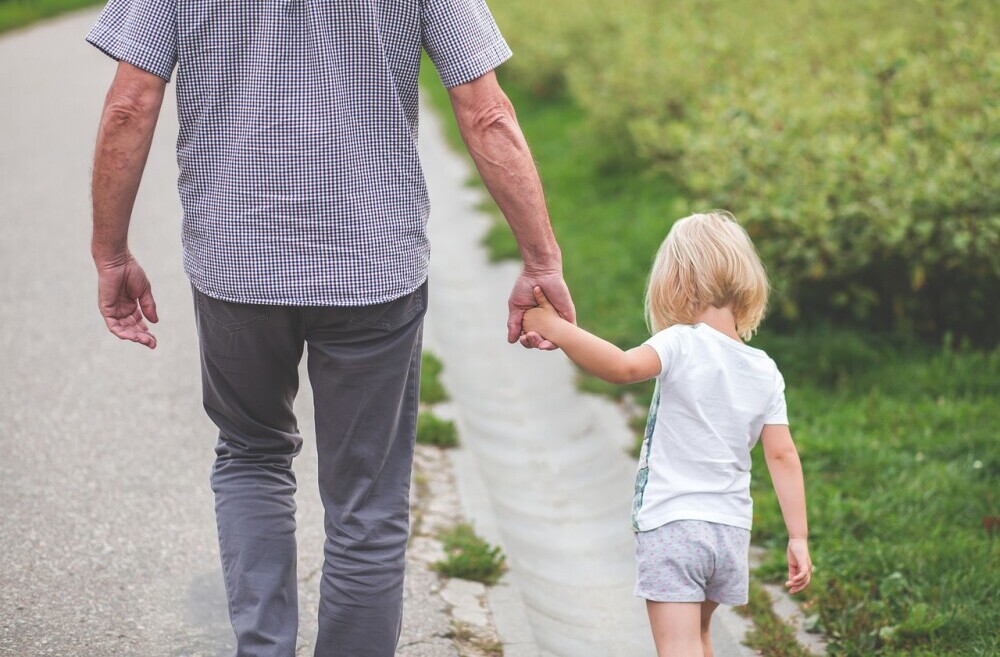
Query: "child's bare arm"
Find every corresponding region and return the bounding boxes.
[761,424,812,594]
[523,287,660,385]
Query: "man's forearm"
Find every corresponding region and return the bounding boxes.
[452,83,560,271]
[91,69,164,262]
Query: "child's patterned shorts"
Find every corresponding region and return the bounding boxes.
[634,520,751,606]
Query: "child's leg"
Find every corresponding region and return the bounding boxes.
[646,601,703,657]
[699,601,719,657]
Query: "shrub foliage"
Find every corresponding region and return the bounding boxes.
[494,0,1000,343]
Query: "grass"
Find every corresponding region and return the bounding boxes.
[737,580,815,657]
[421,351,449,405]
[749,346,999,656]
[433,523,507,586]
[0,0,103,33]
[447,622,504,657]
[417,349,456,447]
[421,62,1000,655]
[416,411,459,448]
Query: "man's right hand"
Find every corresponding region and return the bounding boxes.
[96,254,159,349]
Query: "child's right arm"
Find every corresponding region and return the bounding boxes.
[523,287,661,385]
[761,424,813,594]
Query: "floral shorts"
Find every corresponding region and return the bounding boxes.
[634,520,751,606]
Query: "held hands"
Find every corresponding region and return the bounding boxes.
[96,253,159,349]
[508,269,575,350]
[786,538,813,594]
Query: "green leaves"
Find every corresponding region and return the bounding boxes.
[492,0,1000,344]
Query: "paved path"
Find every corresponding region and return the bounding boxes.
[0,8,756,657]
[1,11,238,655]
[0,10,496,657]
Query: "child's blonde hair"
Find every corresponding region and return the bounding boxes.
[645,211,769,341]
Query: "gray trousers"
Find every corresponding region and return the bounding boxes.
[192,282,427,657]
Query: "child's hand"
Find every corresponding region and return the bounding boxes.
[522,286,564,340]
[785,538,812,594]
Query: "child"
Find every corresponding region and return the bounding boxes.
[523,211,811,657]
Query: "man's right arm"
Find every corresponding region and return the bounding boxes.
[447,71,575,349]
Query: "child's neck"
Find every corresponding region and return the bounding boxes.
[694,305,742,342]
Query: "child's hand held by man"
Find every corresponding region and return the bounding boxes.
[523,286,563,341]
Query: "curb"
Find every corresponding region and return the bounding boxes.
[430,400,542,657]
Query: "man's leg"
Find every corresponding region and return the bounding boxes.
[305,284,426,657]
[193,287,305,657]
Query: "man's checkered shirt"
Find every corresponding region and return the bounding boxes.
[87,0,511,306]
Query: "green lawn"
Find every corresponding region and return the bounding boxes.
[421,63,999,656]
[0,0,103,33]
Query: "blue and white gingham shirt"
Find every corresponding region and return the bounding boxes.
[87,0,511,306]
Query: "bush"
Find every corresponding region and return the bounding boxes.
[487,0,607,98]
[433,523,507,585]
[492,0,1000,344]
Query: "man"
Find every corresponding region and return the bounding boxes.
[87,1,573,655]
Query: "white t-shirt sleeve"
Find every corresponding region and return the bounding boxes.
[643,327,684,378]
[764,369,789,425]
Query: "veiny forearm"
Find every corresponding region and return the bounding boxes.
[766,450,809,539]
[455,94,560,271]
[91,85,163,262]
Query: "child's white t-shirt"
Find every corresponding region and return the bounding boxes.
[631,323,788,532]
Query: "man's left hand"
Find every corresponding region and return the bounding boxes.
[508,269,575,350]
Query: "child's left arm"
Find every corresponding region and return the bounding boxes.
[761,424,812,594]
[522,287,661,385]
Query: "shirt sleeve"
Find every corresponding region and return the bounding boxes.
[421,0,512,88]
[764,369,789,425]
[85,0,178,82]
[643,328,683,379]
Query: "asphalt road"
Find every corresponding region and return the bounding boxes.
[0,10,324,656]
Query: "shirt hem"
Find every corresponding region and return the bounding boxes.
[186,272,430,307]
[634,509,752,532]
